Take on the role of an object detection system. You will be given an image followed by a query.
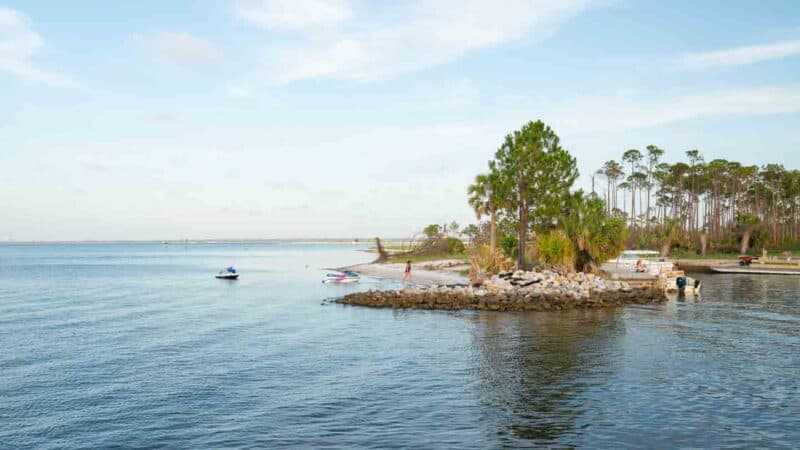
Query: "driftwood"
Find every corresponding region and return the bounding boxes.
[374,237,389,263]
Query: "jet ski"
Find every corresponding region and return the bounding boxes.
[216,266,239,279]
[323,270,360,284]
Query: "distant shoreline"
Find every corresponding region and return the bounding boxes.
[0,238,408,245]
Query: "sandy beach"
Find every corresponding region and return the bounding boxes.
[340,260,470,285]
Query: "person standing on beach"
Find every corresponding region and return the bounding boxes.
[404,260,412,281]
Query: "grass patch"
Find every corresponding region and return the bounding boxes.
[387,252,467,263]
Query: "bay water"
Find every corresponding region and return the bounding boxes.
[1,243,798,448]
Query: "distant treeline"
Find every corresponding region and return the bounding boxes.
[597,149,800,254]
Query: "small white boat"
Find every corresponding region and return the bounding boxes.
[605,251,701,297]
[612,250,674,274]
[216,267,239,279]
[323,271,360,284]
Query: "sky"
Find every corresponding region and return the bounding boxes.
[2,0,800,241]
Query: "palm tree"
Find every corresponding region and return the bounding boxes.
[561,190,627,271]
[467,170,505,251]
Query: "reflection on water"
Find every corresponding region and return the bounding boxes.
[470,310,625,446]
[1,245,799,448]
[465,275,800,448]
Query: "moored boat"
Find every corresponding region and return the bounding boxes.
[323,270,360,284]
[604,251,701,297]
[611,250,674,274]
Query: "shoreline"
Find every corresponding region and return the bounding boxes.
[338,260,470,286]
[338,270,665,311]
[674,259,736,273]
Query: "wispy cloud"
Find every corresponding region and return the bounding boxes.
[235,0,353,29]
[0,6,74,87]
[133,31,220,65]
[550,84,800,134]
[245,0,601,83]
[679,38,800,70]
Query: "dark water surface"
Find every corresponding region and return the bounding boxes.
[1,243,798,449]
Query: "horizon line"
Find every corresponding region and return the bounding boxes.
[0,237,409,245]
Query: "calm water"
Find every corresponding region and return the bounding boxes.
[1,243,798,449]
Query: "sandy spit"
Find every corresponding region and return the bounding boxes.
[338,260,469,286]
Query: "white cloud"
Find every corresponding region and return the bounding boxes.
[679,38,800,70]
[235,0,353,29]
[253,0,601,83]
[134,31,220,65]
[0,6,73,86]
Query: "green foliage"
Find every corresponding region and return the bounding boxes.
[461,224,482,245]
[388,252,466,264]
[468,171,508,218]
[501,234,518,259]
[471,125,800,263]
[444,237,465,254]
[408,223,467,258]
[423,224,442,240]
[735,213,760,230]
[468,171,509,251]
[492,120,578,266]
[469,245,514,284]
[560,191,627,271]
[598,145,800,255]
[735,213,761,254]
[534,230,575,268]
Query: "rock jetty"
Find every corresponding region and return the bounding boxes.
[339,270,665,311]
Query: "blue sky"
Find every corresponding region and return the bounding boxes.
[2,0,800,241]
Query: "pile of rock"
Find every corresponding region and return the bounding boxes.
[338,269,664,311]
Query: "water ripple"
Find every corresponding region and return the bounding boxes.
[1,245,799,448]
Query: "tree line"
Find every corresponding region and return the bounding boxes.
[465,119,797,273]
[597,149,800,254]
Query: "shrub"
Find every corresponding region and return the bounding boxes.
[501,235,518,259]
[534,230,575,268]
[469,245,514,284]
[445,237,466,254]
